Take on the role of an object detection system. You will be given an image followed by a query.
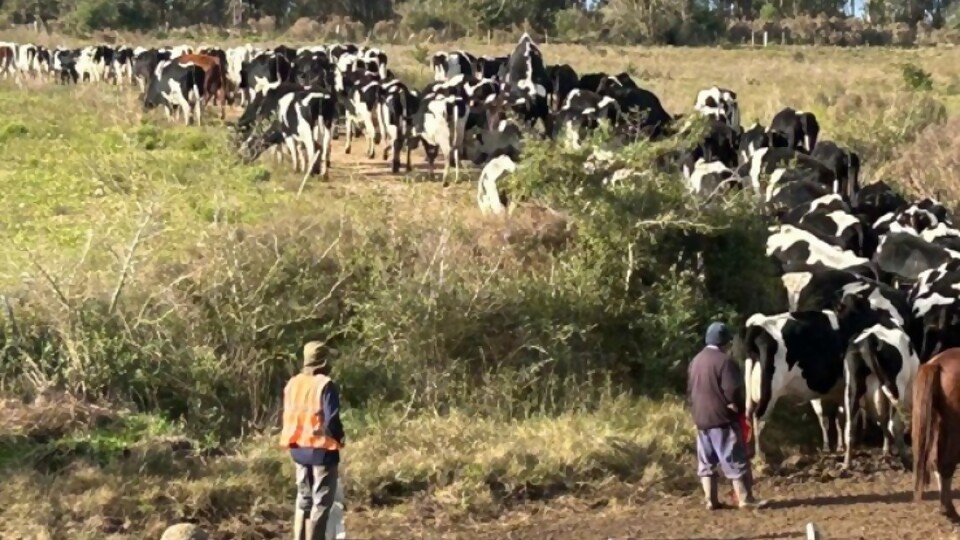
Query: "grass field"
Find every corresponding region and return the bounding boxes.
[1,39,960,538]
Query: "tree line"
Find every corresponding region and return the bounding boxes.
[0,0,959,49]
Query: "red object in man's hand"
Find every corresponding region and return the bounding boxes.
[738,412,755,459]
[739,413,751,443]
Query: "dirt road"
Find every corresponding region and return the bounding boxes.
[346,456,960,540]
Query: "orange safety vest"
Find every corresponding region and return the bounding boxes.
[279,373,342,450]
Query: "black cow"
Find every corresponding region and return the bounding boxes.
[546,63,578,111]
[873,231,960,284]
[477,55,508,81]
[769,107,820,154]
[811,140,861,201]
[851,181,908,226]
[273,45,298,64]
[598,85,672,141]
[682,119,740,175]
[768,179,834,213]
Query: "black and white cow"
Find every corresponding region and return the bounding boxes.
[112,46,136,85]
[142,61,206,125]
[293,49,333,89]
[738,122,778,165]
[767,224,877,279]
[432,51,476,81]
[555,89,620,148]
[52,48,80,84]
[742,294,880,460]
[909,261,960,361]
[343,71,382,158]
[769,107,820,154]
[361,47,389,79]
[240,87,337,187]
[234,81,303,134]
[694,86,740,128]
[681,118,740,176]
[133,48,173,91]
[240,52,293,104]
[685,159,741,200]
[378,78,418,173]
[781,270,910,325]
[841,307,919,468]
[505,33,552,137]
[463,118,524,166]
[740,147,836,199]
[768,179,834,214]
[477,155,516,215]
[412,83,468,183]
[786,207,866,256]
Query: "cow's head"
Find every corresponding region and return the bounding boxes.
[237,123,284,164]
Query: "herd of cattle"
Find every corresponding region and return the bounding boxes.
[0,35,957,473]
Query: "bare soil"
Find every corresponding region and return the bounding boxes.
[341,453,960,540]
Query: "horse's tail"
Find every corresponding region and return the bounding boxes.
[913,361,941,502]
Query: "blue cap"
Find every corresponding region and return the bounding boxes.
[705,322,732,346]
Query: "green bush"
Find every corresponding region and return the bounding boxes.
[901,62,934,92]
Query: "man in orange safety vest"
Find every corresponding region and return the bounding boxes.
[279,341,345,540]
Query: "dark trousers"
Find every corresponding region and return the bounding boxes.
[295,462,339,537]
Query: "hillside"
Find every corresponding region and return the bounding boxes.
[1,39,960,539]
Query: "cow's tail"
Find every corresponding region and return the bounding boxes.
[857,333,898,407]
[913,361,941,502]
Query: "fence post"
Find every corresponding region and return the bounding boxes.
[763,31,769,47]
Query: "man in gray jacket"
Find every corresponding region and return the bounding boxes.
[687,321,767,510]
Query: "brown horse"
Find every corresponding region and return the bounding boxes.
[913,347,960,521]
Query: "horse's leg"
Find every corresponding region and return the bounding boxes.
[811,399,833,453]
[939,464,959,521]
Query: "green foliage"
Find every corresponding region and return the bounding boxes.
[758,2,781,20]
[901,62,934,92]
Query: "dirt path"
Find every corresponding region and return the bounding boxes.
[344,456,960,540]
